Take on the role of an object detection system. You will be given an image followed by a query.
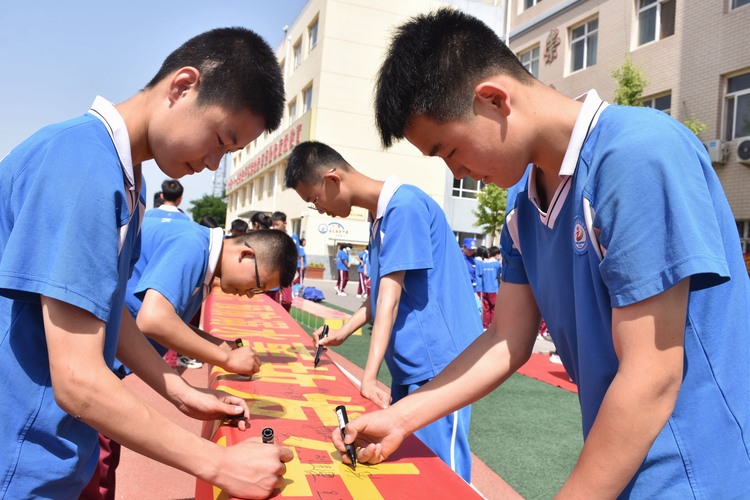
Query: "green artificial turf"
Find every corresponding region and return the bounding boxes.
[290,303,581,498]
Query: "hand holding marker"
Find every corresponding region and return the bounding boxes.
[314,325,329,368]
[335,405,357,469]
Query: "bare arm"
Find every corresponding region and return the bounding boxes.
[42,296,291,498]
[135,290,260,375]
[557,279,688,498]
[314,299,371,349]
[333,282,541,464]
[360,271,404,408]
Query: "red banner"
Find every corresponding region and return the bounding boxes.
[196,290,480,500]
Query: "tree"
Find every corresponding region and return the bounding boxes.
[189,192,227,226]
[612,56,648,106]
[473,184,507,246]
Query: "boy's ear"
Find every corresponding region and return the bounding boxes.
[474,80,511,117]
[322,166,342,186]
[167,67,201,104]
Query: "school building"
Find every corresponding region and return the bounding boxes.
[225,0,750,276]
[224,0,504,277]
[506,0,750,265]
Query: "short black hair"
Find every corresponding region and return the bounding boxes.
[153,191,164,208]
[230,218,249,233]
[489,245,501,257]
[161,179,184,202]
[236,230,298,287]
[271,211,287,223]
[146,27,285,132]
[285,141,350,189]
[251,212,272,230]
[375,8,534,147]
[199,215,219,228]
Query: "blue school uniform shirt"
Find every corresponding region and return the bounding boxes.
[478,259,500,294]
[0,97,143,498]
[123,218,223,356]
[144,205,191,221]
[336,248,349,271]
[501,90,750,497]
[369,178,483,385]
[463,253,477,292]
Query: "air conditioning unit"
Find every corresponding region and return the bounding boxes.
[736,139,750,166]
[702,139,726,164]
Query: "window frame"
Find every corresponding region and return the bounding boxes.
[636,0,675,47]
[732,0,750,10]
[570,17,599,73]
[308,19,318,52]
[724,72,750,141]
[642,92,672,115]
[303,85,313,114]
[293,39,302,68]
[452,177,484,199]
[519,45,540,78]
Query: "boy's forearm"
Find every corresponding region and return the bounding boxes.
[42,297,223,479]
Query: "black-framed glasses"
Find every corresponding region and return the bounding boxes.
[244,242,264,296]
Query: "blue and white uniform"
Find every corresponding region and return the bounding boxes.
[0,97,143,498]
[501,90,750,497]
[144,205,191,222]
[369,177,483,482]
[125,218,223,355]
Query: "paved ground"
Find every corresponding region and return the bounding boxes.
[302,277,557,354]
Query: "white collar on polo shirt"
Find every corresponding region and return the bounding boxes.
[204,227,225,297]
[370,176,403,223]
[88,96,136,190]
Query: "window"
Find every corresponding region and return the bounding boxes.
[642,93,672,115]
[733,0,750,9]
[257,176,265,200]
[268,170,276,196]
[279,165,287,191]
[724,72,750,141]
[288,99,297,126]
[452,177,484,199]
[524,0,542,9]
[308,19,318,51]
[303,85,313,113]
[738,220,750,253]
[570,18,598,72]
[519,46,540,78]
[293,40,302,68]
[637,0,675,46]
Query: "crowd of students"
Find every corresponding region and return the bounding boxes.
[0,7,747,500]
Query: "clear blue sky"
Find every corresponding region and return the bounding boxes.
[0,0,307,212]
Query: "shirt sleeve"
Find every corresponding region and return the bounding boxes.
[500,181,529,285]
[588,111,730,307]
[132,233,207,316]
[0,124,126,323]
[378,188,433,276]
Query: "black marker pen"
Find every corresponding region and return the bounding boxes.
[261,427,275,444]
[335,405,357,469]
[313,325,329,368]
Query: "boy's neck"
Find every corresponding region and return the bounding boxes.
[348,170,383,218]
[115,90,155,166]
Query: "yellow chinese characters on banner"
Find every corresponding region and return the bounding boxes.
[195,290,480,500]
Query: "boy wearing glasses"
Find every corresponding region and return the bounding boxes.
[284,141,482,482]
[86,219,298,498]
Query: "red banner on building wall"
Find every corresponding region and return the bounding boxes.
[195,290,479,500]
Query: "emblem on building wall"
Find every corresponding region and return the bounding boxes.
[545,28,561,65]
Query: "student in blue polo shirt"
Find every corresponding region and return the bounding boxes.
[87,219,298,497]
[0,27,292,499]
[285,141,482,482]
[335,243,351,295]
[331,9,750,497]
[145,179,191,221]
[477,246,501,329]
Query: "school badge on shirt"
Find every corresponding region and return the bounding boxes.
[573,215,588,254]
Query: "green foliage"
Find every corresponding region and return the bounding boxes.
[473,184,507,243]
[612,56,648,106]
[683,115,707,135]
[307,262,325,268]
[189,192,227,226]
